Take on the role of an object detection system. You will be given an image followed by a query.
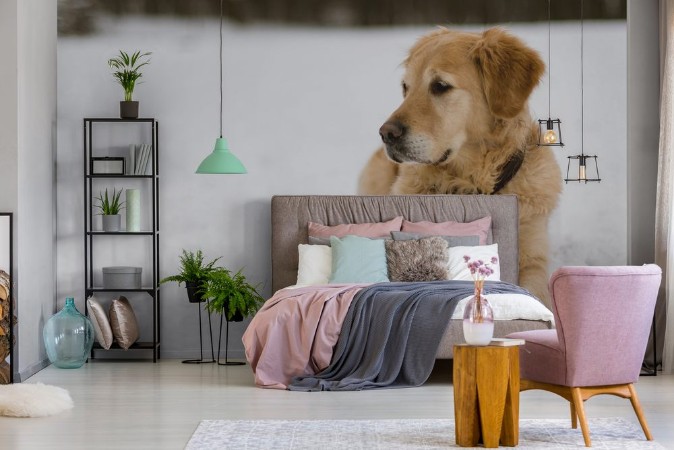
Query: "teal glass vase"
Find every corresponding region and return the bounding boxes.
[43,297,94,369]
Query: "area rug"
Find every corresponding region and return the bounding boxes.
[186,417,665,449]
[0,383,73,418]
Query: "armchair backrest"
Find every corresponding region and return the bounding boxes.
[549,265,661,387]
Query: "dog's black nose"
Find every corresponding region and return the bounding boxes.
[379,121,406,145]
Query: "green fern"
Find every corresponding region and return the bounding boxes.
[160,249,221,286]
[203,267,264,321]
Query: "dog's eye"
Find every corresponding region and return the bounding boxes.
[402,82,408,97]
[430,80,452,95]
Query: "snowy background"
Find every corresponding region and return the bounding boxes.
[56,16,626,357]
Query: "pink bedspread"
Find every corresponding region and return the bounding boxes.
[242,284,367,389]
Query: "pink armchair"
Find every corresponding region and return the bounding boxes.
[507,265,661,447]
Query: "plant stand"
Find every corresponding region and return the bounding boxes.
[182,298,215,364]
[217,314,245,366]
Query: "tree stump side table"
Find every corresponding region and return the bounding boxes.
[453,345,520,448]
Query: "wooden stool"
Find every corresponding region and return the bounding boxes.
[453,345,520,448]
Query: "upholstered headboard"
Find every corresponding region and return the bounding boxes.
[271,195,519,293]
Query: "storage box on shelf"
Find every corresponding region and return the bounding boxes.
[83,118,160,362]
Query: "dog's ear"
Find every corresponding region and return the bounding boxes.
[470,27,545,119]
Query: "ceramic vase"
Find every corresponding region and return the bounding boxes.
[43,297,95,368]
[125,189,140,232]
[462,282,494,346]
[102,214,121,232]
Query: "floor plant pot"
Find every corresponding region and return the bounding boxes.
[102,214,121,232]
[186,281,205,303]
[120,101,139,119]
[228,311,244,322]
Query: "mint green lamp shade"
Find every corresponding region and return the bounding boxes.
[196,138,247,174]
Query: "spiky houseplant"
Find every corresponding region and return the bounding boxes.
[203,267,264,321]
[94,188,124,215]
[107,50,151,102]
[160,250,221,303]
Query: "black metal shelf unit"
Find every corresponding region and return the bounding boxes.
[83,118,160,362]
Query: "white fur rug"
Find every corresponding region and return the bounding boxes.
[0,383,73,418]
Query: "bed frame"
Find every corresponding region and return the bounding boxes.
[270,194,550,358]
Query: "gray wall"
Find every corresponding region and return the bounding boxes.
[0,1,658,374]
[0,0,57,380]
[55,16,629,360]
[627,0,659,265]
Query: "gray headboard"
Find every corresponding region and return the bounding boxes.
[271,195,519,292]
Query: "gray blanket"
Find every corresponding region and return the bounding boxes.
[288,280,533,391]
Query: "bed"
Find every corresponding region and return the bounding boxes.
[244,194,553,389]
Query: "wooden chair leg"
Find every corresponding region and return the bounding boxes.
[571,388,592,447]
[627,384,653,441]
[570,401,578,429]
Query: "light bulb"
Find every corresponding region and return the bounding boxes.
[579,164,586,181]
[543,129,558,144]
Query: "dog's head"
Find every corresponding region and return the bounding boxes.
[380,27,544,165]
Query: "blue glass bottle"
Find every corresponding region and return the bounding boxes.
[43,297,94,368]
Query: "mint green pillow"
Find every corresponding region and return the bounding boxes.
[329,235,389,284]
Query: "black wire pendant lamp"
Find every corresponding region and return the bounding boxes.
[538,0,564,147]
[564,0,600,183]
[195,0,247,174]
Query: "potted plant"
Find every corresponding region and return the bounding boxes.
[160,250,221,303]
[95,188,124,232]
[203,267,264,322]
[107,50,151,119]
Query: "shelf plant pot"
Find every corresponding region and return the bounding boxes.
[120,101,139,119]
[102,214,121,232]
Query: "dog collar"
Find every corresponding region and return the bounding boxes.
[492,151,525,194]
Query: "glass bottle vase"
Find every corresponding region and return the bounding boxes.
[462,282,494,346]
[43,297,95,369]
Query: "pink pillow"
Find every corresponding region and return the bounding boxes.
[308,216,403,239]
[401,216,491,245]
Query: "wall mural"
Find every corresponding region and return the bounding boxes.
[55,0,628,355]
[358,28,562,303]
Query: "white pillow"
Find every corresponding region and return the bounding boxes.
[296,244,332,286]
[447,244,500,281]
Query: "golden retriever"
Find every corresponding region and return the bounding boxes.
[358,27,562,306]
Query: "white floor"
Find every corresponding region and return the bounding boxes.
[0,360,672,449]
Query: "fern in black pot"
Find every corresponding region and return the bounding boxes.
[160,250,220,303]
[203,267,264,322]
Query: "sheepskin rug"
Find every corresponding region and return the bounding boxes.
[0,383,73,417]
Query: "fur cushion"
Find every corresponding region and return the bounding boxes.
[385,237,449,282]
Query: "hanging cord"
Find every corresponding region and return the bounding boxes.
[219,0,223,138]
[548,0,552,118]
[580,0,584,157]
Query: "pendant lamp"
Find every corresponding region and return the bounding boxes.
[538,0,564,147]
[564,0,600,183]
[196,0,247,174]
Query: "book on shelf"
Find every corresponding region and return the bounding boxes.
[128,144,136,175]
[130,143,152,175]
[489,338,525,347]
[133,145,142,174]
[141,144,152,174]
